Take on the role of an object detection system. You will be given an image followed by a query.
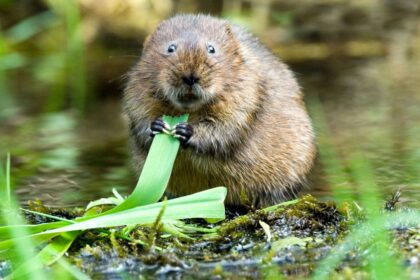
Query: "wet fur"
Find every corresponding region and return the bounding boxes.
[123,14,316,207]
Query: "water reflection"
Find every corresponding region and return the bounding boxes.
[1,101,134,207]
[299,53,420,207]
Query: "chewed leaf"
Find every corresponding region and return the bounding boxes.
[85,197,122,210]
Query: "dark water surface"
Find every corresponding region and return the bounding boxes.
[1,54,419,209]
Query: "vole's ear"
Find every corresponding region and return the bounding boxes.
[141,34,152,53]
[223,22,234,37]
[222,21,242,55]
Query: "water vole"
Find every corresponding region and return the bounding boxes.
[123,14,316,207]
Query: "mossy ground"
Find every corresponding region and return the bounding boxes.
[19,195,419,279]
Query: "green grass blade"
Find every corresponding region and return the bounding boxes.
[43,0,87,112]
[20,208,75,223]
[308,97,354,204]
[105,114,189,213]
[6,153,11,205]
[9,231,80,279]
[0,155,47,279]
[348,153,406,279]
[1,202,48,279]
[0,221,68,240]
[0,158,5,207]
[10,207,99,278]
[35,187,226,234]
[119,186,226,214]
[0,153,11,206]
[12,233,88,279]
[348,153,382,218]
[0,232,61,251]
[64,0,87,112]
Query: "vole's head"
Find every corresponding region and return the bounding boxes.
[137,14,243,112]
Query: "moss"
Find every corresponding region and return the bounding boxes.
[218,194,347,248]
[25,199,84,224]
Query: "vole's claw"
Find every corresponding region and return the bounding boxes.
[174,122,193,147]
[150,117,169,137]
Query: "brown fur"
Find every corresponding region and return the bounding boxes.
[123,14,316,207]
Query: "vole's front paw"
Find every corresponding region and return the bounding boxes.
[150,117,169,137]
[174,122,193,148]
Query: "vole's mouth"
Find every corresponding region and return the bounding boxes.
[168,96,201,113]
[178,93,199,104]
[164,85,208,112]
[174,94,202,111]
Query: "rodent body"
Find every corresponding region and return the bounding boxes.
[123,14,316,207]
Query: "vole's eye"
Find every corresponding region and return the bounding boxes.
[167,44,177,53]
[207,44,216,54]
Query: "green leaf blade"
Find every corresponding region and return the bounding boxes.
[35,187,226,234]
[105,114,189,213]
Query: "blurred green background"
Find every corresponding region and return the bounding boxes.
[0,0,419,207]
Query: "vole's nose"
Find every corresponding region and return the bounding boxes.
[182,75,200,86]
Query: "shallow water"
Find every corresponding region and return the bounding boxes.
[0,1,419,210]
[0,101,133,207]
[1,53,419,209]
